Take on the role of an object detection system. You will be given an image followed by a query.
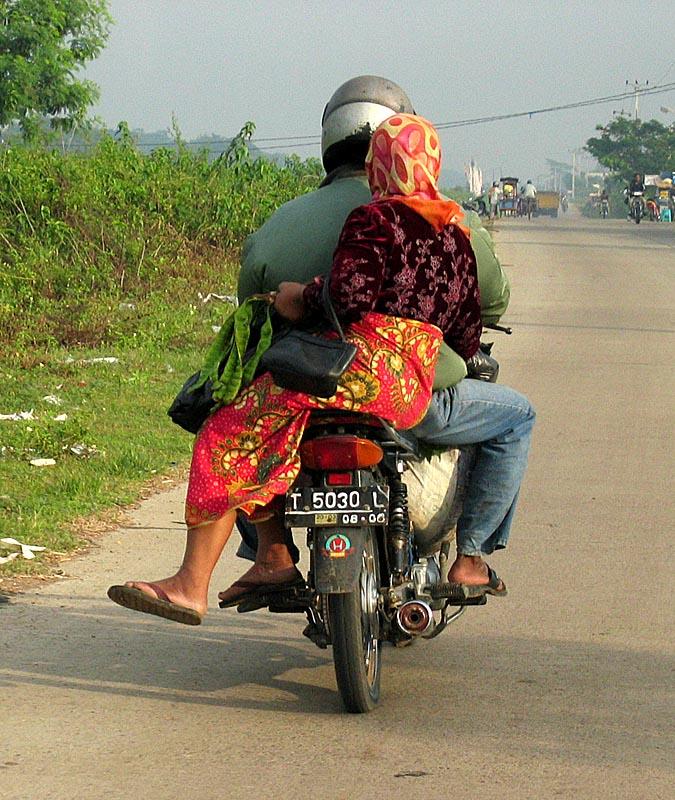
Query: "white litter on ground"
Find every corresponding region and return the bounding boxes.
[0,410,34,421]
[63,356,120,365]
[42,395,62,405]
[69,443,100,457]
[29,458,56,467]
[198,292,237,305]
[0,537,47,560]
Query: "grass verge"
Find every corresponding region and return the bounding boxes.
[0,329,222,581]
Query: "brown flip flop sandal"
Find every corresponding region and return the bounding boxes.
[107,583,203,625]
[456,566,508,598]
[430,566,508,603]
[218,570,305,609]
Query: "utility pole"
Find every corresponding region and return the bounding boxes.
[626,79,649,121]
[571,151,576,200]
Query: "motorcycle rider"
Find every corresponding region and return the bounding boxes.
[629,172,645,195]
[521,179,537,216]
[625,173,645,219]
[225,76,532,603]
[234,76,510,563]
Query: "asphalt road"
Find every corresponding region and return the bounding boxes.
[2,210,674,800]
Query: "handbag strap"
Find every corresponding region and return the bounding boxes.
[321,277,348,341]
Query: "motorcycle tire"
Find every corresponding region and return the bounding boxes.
[328,528,381,713]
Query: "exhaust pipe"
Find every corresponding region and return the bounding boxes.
[395,600,434,636]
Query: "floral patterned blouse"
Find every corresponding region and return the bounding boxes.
[303,198,482,360]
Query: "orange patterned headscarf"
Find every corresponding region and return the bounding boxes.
[365,113,468,236]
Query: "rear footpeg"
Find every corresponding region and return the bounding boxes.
[427,583,488,605]
[236,584,311,614]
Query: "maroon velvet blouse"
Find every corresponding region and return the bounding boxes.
[303,198,482,360]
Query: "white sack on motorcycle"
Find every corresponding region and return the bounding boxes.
[402,449,474,556]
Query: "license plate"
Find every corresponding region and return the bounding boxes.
[285,486,389,527]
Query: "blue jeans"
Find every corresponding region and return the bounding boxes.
[409,379,535,556]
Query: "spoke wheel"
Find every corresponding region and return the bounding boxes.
[328,529,381,713]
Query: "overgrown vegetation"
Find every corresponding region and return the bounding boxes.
[0,124,322,349]
[0,129,323,576]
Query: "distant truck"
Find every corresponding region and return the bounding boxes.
[536,191,560,218]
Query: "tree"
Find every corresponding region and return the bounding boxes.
[585,115,675,182]
[0,0,111,140]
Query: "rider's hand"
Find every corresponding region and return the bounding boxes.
[274,281,306,322]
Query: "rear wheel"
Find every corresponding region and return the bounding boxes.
[328,529,381,712]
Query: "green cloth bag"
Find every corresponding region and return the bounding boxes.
[193,295,274,406]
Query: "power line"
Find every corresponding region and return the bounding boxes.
[433,81,675,130]
[251,80,675,141]
[55,80,675,152]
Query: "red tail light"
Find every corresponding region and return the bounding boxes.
[299,435,383,470]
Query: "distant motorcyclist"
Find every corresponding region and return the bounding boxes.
[625,173,646,220]
[629,173,645,195]
[522,180,537,199]
[521,180,537,218]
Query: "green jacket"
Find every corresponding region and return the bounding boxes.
[238,173,510,388]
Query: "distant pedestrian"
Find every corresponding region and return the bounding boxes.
[488,182,501,219]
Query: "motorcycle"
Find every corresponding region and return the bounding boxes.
[462,198,488,217]
[646,198,659,222]
[223,336,507,713]
[629,191,645,224]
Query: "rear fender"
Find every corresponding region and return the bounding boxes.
[313,526,368,593]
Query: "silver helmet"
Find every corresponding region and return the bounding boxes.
[321,75,415,172]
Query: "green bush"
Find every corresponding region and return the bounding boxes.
[0,131,322,349]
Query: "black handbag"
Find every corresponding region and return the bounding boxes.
[167,371,216,434]
[258,281,357,398]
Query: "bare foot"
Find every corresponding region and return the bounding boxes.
[124,576,208,618]
[447,555,503,589]
[217,564,302,604]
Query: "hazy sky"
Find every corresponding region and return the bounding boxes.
[84,0,675,184]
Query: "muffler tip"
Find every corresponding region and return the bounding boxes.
[396,600,434,635]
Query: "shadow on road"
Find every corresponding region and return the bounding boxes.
[2,590,674,772]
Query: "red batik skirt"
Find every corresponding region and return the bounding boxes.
[185,312,441,527]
